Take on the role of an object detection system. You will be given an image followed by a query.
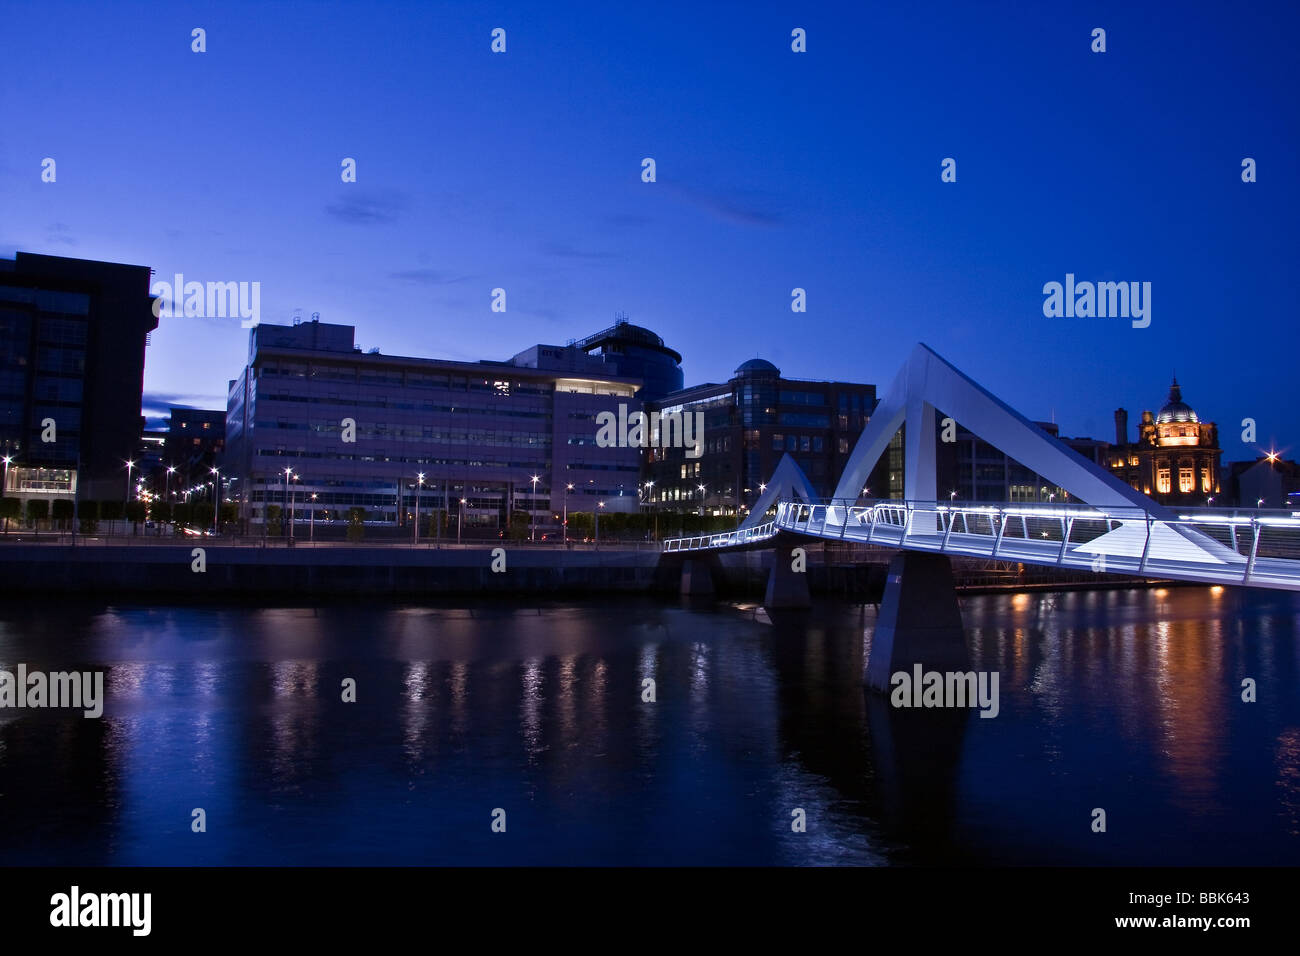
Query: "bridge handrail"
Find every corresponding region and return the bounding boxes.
[660,498,1300,590]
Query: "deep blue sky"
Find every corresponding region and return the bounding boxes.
[2,1,1296,457]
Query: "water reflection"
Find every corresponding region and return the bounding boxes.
[0,587,1296,865]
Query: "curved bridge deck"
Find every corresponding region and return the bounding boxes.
[664,499,1300,591]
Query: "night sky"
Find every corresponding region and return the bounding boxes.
[2,0,1296,457]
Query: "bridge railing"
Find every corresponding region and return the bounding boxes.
[665,497,1300,590]
[662,520,777,553]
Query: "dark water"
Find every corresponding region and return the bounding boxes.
[1,586,1298,866]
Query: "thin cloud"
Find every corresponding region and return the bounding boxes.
[324,191,407,225]
[539,240,616,260]
[389,268,472,285]
[662,182,783,227]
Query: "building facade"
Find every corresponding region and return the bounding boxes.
[1108,379,1221,505]
[0,253,158,507]
[642,358,881,516]
[223,318,681,534]
[938,420,1110,503]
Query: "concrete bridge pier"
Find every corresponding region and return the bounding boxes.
[765,540,812,609]
[865,551,969,692]
[680,556,719,596]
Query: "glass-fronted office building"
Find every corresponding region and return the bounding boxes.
[224,319,683,533]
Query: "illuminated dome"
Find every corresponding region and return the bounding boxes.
[1156,378,1198,424]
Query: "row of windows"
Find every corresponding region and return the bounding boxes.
[259,363,557,396]
[771,434,825,453]
[258,420,552,447]
[252,449,624,474]
[256,392,552,419]
[779,390,828,406]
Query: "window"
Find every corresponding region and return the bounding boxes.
[1179,467,1194,493]
[772,433,784,450]
[1156,466,1171,494]
[813,436,824,452]
[801,436,811,452]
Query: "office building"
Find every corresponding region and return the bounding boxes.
[643,358,881,516]
[0,253,157,506]
[223,318,682,533]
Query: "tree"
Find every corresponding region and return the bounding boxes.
[192,502,214,529]
[152,500,173,525]
[568,511,594,538]
[78,499,99,534]
[0,497,19,533]
[52,498,74,529]
[172,501,193,528]
[26,498,49,527]
[264,504,282,537]
[125,500,147,530]
[346,507,366,542]
[506,509,530,541]
[100,499,123,522]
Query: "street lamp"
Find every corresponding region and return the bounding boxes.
[596,500,605,549]
[530,474,540,542]
[310,492,318,542]
[458,497,467,545]
[414,472,424,545]
[1,454,10,534]
[210,466,221,534]
[562,483,574,546]
[697,484,706,518]
[124,459,134,535]
[283,466,293,538]
[644,479,656,541]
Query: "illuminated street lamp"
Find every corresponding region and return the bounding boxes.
[310,493,318,542]
[644,479,656,541]
[458,497,467,545]
[562,483,574,545]
[595,500,606,549]
[210,466,221,534]
[283,466,293,538]
[124,459,134,535]
[697,483,706,518]
[414,472,424,545]
[530,474,540,542]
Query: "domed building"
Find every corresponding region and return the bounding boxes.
[1109,378,1221,505]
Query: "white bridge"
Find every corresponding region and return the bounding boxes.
[663,344,1300,592]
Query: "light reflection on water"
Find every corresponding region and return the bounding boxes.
[0,586,1296,865]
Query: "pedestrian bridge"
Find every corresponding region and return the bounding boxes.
[660,343,1300,592]
[663,497,1300,591]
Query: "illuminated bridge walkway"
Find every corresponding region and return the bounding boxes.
[663,498,1300,592]
[661,343,1300,595]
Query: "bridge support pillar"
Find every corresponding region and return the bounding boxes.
[680,558,715,596]
[865,551,968,692]
[765,542,812,609]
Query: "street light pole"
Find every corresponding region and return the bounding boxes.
[414,473,424,545]
[211,466,221,534]
[458,497,466,545]
[563,483,573,546]
[1,455,10,534]
[310,493,317,542]
[596,500,605,549]
[530,474,539,542]
[283,466,292,539]
[124,459,134,536]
